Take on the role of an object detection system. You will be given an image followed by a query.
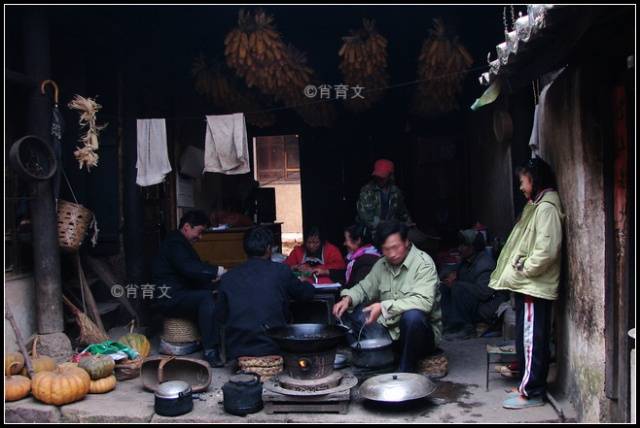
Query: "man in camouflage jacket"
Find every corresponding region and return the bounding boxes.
[356,159,413,242]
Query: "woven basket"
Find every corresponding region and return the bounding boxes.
[162,318,201,343]
[418,353,449,379]
[238,355,283,368]
[57,199,93,252]
[239,365,283,381]
[114,358,144,381]
[238,355,283,381]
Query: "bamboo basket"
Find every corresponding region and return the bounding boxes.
[57,199,93,252]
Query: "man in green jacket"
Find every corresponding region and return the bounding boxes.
[489,157,564,409]
[333,220,442,373]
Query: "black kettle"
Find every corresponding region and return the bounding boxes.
[222,372,263,416]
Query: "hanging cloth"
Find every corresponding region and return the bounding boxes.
[203,113,250,175]
[136,119,172,186]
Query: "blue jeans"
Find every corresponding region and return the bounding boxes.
[395,309,436,372]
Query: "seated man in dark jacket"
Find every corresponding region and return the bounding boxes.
[440,229,509,339]
[215,226,315,360]
[152,210,226,367]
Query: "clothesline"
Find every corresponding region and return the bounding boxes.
[100,63,490,121]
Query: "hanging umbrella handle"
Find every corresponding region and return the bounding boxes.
[40,79,60,105]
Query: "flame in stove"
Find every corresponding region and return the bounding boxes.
[298,359,308,369]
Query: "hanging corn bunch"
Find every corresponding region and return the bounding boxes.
[68,95,108,171]
[338,18,389,112]
[192,54,276,128]
[412,18,474,117]
[224,9,334,127]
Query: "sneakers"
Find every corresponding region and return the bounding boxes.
[505,387,520,398]
[203,349,224,368]
[502,395,545,409]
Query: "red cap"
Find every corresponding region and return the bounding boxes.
[372,159,394,178]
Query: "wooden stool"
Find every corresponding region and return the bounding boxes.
[486,343,517,391]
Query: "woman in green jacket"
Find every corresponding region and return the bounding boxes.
[489,157,564,409]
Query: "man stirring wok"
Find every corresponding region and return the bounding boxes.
[332,220,442,373]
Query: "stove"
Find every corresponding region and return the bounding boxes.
[262,323,354,413]
[282,348,337,381]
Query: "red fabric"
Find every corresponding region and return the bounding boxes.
[284,242,346,284]
[372,159,394,178]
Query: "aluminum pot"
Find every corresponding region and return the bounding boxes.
[350,338,395,369]
[154,380,193,417]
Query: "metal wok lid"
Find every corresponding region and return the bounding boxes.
[358,373,437,403]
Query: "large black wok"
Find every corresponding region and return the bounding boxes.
[265,323,349,353]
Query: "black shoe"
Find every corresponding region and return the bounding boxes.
[204,349,224,368]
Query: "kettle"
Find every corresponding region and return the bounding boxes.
[222,372,263,416]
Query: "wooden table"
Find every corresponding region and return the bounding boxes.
[193,223,282,268]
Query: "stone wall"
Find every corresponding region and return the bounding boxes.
[537,65,607,422]
[4,273,37,353]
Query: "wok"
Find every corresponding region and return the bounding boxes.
[265,323,349,353]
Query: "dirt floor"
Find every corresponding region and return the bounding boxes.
[4,335,577,423]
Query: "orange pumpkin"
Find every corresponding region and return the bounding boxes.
[20,336,56,378]
[5,352,25,375]
[89,375,117,394]
[32,365,90,405]
[5,362,31,402]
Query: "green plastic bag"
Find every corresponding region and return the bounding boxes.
[83,340,139,360]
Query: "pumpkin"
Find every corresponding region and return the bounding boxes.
[78,355,115,380]
[5,352,25,375]
[5,362,31,402]
[58,362,79,370]
[89,374,117,394]
[20,336,57,377]
[31,366,90,405]
[118,320,151,359]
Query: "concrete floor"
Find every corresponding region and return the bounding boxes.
[5,336,577,423]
